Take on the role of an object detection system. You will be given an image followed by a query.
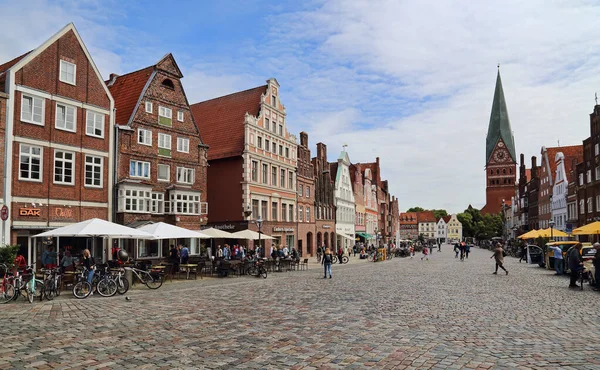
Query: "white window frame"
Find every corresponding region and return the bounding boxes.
[85,111,104,138]
[596,143,599,156]
[59,60,76,85]
[151,192,165,214]
[118,186,151,213]
[157,164,170,182]
[145,101,153,113]
[53,150,75,185]
[130,160,151,179]
[177,137,190,153]
[84,155,103,188]
[158,106,172,121]
[176,167,194,184]
[167,191,201,215]
[18,144,43,182]
[177,111,184,122]
[21,94,45,125]
[138,128,152,146]
[55,103,77,132]
[580,199,585,215]
[158,133,172,150]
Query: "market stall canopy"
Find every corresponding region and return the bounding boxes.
[517,229,540,239]
[356,232,372,239]
[198,227,235,238]
[572,221,600,235]
[537,228,569,238]
[34,218,154,238]
[230,229,275,240]
[138,222,210,240]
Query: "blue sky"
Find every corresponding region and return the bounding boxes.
[2,0,600,213]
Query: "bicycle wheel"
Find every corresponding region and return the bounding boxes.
[247,265,257,276]
[97,278,117,297]
[342,256,349,264]
[0,283,15,304]
[260,268,268,279]
[144,273,163,289]
[43,279,54,301]
[73,281,92,299]
[55,276,62,297]
[332,256,338,264]
[31,280,43,301]
[116,277,129,295]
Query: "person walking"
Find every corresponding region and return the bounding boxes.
[438,241,441,252]
[322,247,333,279]
[592,243,600,291]
[491,243,508,275]
[410,245,414,259]
[459,242,466,261]
[454,243,460,259]
[421,247,429,261]
[42,245,57,269]
[547,244,564,275]
[337,245,343,264]
[464,244,471,259]
[519,244,527,263]
[568,243,584,288]
[316,246,322,262]
[180,244,190,264]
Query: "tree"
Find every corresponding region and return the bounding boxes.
[432,209,448,219]
[407,207,425,213]
[457,212,475,237]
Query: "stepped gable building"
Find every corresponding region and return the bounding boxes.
[331,147,356,250]
[515,154,531,233]
[296,132,315,256]
[191,79,298,252]
[350,163,367,242]
[576,103,600,230]
[399,212,417,240]
[107,54,208,257]
[482,70,517,215]
[312,143,335,249]
[0,23,114,260]
[527,156,540,230]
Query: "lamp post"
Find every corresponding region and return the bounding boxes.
[256,216,263,258]
[501,199,507,241]
[549,219,555,241]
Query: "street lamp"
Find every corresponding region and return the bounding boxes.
[549,219,555,241]
[256,216,264,258]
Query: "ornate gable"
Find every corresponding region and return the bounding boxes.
[156,53,183,78]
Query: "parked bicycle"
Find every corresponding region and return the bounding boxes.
[0,264,16,304]
[40,267,62,301]
[332,255,349,264]
[246,259,268,279]
[12,265,43,303]
[124,264,163,289]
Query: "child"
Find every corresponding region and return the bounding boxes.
[421,247,429,261]
[409,246,414,259]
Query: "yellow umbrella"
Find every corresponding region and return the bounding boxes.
[572,221,600,235]
[518,229,540,239]
[536,228,568,238]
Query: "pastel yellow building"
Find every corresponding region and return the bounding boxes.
[446,214,463,242]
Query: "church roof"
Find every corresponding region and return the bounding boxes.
[486,70,516,164]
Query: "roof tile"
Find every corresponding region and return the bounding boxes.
[106,66,154,125]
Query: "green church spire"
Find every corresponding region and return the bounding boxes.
[486,69,516,164]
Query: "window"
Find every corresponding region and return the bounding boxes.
[168,191,201,215]
[265,140,270,151]
[162,79,174,89]
[59,60,76,85]
[265,118,269,130]
[587,170,592,183]
[279,145,283,156]
[588,197,593,213]
[55,103,76,132]
[288,172,293,189]
[177,111,184,122]
[262,164,268,184]
[579,173,584,185]
[261,201,268,219]
[151,193,164,214]
[84,155,103,188]
[138,129,152,146]
[176,167,194,184]
[306,186,310,197]
[272,121,276,133]
[121,188,151,213]
[596,167,600,181]
[130,160,150,178]
[257,137,262,149]
[145,101,153,113]
[19,144,42,181]
[272,142,276,153]
[272,166,277,186]
[580,199,585,214]
[299,206,303,222]
[177,137,189,153]
[86,111,104,138]
[280,169,285,187]
[252,161,258,182]
[53,151,75,185]
[279,125,283,136]
[282,204,287,221]
[158,164,170,182]
[285,147,289,158]
[158,106,172,126]
[289,205,294,222]
[306,207,310,222]
[252,199,259,218]
[158,133,172,156]
[596,195,600,213]
[272,202,278,221]
[272,95,276,106]
[21,95,44,125]
[299,184,303,196]
[596,143,599,156]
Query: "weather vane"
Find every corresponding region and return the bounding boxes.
[342,143,348,150]
[596,92,598,105]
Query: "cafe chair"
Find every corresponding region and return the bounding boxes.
[299,258,308,271]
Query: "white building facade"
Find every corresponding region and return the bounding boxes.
[551,152,568,232]
[334,149,356,250]
[436,217,447,242]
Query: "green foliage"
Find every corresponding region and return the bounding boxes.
[418,234,425,243]
[457,208,502,239]
[0,244,19,266]
[406,207,425,212]
[432,209,448,219]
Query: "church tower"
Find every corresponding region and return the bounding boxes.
[481,69,517,215]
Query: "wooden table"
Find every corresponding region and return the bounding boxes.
[151,265,166,270]
[179,264,197,280]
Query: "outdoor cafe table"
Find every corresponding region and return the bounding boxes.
[179,264,197,280]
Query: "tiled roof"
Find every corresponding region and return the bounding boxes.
[400,212,417,224]
[191,85,267,160]
[0,50,32,90]
[561,145,583,184]
[417,211,436,223]
[442,215,451,223]
[106,66,154,125]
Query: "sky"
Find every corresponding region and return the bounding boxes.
[1,0,600,214]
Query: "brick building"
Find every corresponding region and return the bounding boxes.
[0,23,114,262]
[390,196,399,243]
[527,156,540,230]
[576,103,600,231]
[399,212,418,240]
[192,79,298,254]
[350,163,366,242]
[515,154,531,234]
[312,143,336,249]
[296,132,315,257]
[107,54,208,259]
[378,180,391,243]
[0,92,7,205]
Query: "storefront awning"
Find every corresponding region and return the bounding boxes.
[338,233,355,242]
[356,232,372,239]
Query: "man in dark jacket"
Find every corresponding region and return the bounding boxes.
[593,243,600,291]
[568,243,584,288]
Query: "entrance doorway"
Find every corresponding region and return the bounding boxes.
[307,232,313,256]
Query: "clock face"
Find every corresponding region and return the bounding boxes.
[493,148,509,162]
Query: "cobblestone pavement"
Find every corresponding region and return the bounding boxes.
[1,246,599,369]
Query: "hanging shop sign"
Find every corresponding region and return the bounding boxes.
[273,227,295,233]
[19,207,41,217]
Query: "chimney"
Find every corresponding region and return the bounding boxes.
[520,153,524,166]
[531,156,538,178]
[107,73,119,86]
[317,142,327,160]
[300,132,308,147]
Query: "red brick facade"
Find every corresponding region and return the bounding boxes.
[0,93,7,203]
[297,132,315,257]
[313,143,336,249]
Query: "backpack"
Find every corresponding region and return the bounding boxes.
[323,254,332,264]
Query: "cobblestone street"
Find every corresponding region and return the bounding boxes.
[1,247,599,369]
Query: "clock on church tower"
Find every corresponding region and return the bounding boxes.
[482,70,517,215]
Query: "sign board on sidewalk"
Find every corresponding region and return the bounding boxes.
[0,205,8,221]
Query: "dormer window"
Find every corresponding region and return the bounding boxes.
[59,60,76,85]
[161,79,175,89]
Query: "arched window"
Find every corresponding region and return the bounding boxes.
[509,168,512,174]
[161,79,175,89]
[490,169,493,175]
[503,169,506,174]
[496,169,500,175]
